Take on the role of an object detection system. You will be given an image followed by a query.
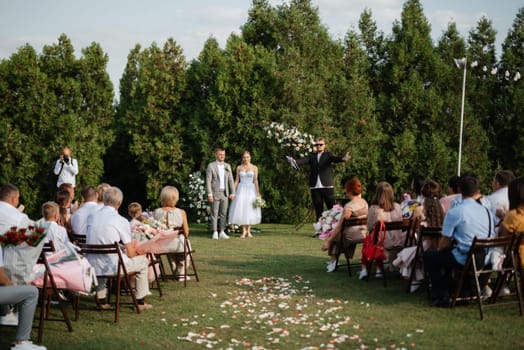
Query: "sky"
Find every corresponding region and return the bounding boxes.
[0,0,521,96]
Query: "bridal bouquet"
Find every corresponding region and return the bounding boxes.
[253,197,267,209]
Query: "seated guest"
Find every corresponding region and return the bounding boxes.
[128,202,161,241]
[71,185,99,236]
[0,245,47,349]
[360,181,403,280]
[439,175,460,214]
[487,170,515,223]
[400,174,425,219]
[95,183,111,209]
[40,201,71,252]
[321,178,368,273]
[423,174,493,307]
[498,176,524,273]
[58,183,79,214]
[55,189,73,238]
[0,184,33,233]
[136,186,190,281]
[394,179,445,292]
[86,186,152,310]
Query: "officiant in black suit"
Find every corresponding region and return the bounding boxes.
[294,137,351,220]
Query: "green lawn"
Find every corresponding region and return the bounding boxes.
[2,223,524,349]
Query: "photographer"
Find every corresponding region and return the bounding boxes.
[53,147,79,188]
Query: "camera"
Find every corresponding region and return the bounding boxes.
[63,155,70,163]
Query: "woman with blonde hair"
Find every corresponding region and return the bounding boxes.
[359,181,403,280]
[136,186,191,281]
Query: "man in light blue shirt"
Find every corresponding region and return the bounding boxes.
[424,174,493,307]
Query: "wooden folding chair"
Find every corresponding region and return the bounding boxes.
[69,233,86,246]
[147,252,162,297]
[406,226,441,294]
[451,235,523,320]
[489,233,524,314]
[365,219,411,287]
[154,228,199,287]
[332,217,368,276]
[79,242,140,323]
[36,241,73,343]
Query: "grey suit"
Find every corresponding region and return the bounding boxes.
[206,161,236,231]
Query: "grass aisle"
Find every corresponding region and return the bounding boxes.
[3,223,524,349]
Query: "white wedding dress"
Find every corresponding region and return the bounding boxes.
[228,171,262,225]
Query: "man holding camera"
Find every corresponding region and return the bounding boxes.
[53,147,79,188]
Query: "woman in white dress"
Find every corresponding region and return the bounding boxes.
[228,151,261,238]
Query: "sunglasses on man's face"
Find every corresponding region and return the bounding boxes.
[315,144,324,147]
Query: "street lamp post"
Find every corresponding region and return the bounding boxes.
[454,57,467,176]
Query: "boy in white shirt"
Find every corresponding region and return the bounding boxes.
[41,201,71,252]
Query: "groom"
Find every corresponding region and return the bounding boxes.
[206,148,236,240]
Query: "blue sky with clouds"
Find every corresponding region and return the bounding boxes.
[1,0,521,94]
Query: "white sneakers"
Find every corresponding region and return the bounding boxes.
[212,231,230,240]
[499,286,511,297]
[375,269,383,279]
[326,260,337,273]
[359,268,368,280]
[0,311,18,326]
[11,341,47,350]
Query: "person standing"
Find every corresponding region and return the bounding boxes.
[206,148,236,240]
[53,147,79,189]
[228,151,262,238]
[293,137,351,221]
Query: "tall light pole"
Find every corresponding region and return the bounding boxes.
[454,57,467,176]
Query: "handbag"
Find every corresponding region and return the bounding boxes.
[362,220,387,264]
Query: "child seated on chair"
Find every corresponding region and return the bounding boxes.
[41,201,71,252]
[128,202,163,242]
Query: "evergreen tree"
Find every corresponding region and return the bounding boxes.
[117,39,188,206]
[497,7,524,173]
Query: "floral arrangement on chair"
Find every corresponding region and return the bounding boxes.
[313,204,343,240]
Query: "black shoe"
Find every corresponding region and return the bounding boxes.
[431,297,451,308]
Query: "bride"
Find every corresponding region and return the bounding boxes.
[228,151,262,238]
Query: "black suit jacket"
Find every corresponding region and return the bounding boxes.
[296,152,344,188]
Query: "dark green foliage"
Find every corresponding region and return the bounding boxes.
[0,34,113,217]
[1,2,523,222]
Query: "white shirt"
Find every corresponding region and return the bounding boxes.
[41,220,70,252]
[217,162,226,190]
[486,187,509,212]
[53,158,79,188]
[86,206,132,275]
[0,201,32,234]
[71,201,99,235]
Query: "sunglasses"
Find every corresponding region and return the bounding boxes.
[315,143,324,147]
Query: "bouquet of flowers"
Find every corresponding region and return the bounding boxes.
[264,122,315,158]
[1,225,47,284]
[313,204,343,240]
[0,225,46,247]
[130,212,167,241]
[253,197,267,209]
